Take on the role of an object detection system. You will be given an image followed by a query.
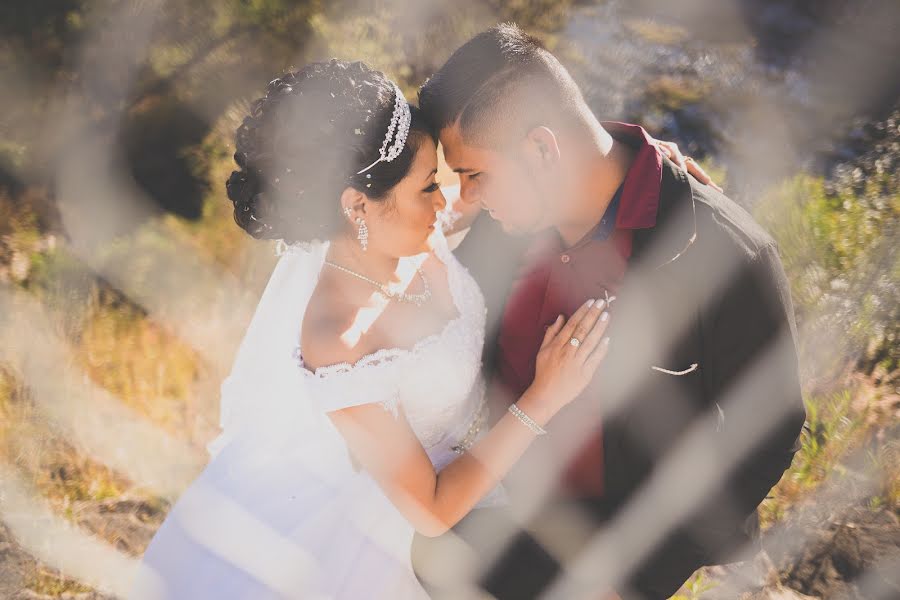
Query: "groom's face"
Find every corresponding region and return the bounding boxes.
[440,122,549,235]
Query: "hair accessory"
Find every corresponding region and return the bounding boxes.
[355,83,411,175]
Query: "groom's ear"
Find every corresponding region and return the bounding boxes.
[522,126,561,169]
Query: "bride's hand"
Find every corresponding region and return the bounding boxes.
[652,137,724,193]
[529,298,611,412]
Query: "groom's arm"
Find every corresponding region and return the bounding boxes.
[621,241,806,600]
[704,242,806,519]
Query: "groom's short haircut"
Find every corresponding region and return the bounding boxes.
[418,23,587,149]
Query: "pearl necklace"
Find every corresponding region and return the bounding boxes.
[324,260,432,306]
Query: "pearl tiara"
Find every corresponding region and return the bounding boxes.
[356,83,411,175]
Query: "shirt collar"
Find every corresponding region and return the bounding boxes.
[524,122,664,260]
[600,121,663,230]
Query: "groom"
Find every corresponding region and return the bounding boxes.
[412,24,806,600]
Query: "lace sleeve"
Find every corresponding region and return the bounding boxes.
[299,348,406,418]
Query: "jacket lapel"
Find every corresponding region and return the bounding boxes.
[598,159,707,502]
[600,157,699,378]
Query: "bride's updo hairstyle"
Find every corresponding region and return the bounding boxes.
[226,59,436,243]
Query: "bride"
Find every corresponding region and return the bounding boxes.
[129,59,611,599]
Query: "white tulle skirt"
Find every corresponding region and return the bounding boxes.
[129,434,429,600]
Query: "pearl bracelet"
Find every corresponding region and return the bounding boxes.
[508,403,548,436]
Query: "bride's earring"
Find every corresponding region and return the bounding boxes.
[356,217,369,251]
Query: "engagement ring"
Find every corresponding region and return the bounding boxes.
[569,337,581,348]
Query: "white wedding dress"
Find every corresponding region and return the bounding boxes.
[129,231,506,599]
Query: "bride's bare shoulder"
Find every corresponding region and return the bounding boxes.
[300,274,373,371]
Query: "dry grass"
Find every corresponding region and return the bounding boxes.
[25,566,93,595]
[0,366,130,511]
[75,292,202,435]
[760,377,900,529]
[645,76,710,111]
[623,18,690,46]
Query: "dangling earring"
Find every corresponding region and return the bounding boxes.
[356,217,369,251]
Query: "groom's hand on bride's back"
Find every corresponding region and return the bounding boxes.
[529,298,611,411]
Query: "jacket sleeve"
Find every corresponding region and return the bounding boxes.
[703,242,806,519]
[622,242,806,600]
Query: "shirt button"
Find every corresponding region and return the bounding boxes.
[560,254,570,264]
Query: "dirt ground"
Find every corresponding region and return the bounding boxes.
[767,506,900,599]
[696,504,900,600]
[0,496,165,600]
